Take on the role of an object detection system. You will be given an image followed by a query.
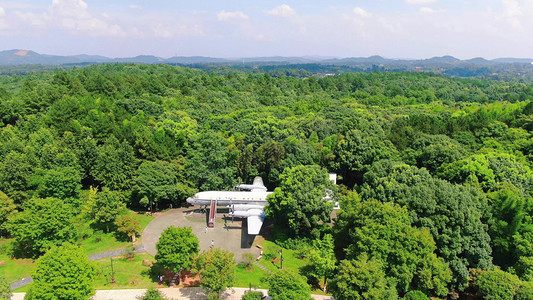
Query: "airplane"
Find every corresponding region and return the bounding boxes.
[186,177,273,235]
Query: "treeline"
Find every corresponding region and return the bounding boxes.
[0,64,531,298]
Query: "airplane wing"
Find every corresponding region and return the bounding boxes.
[247,215,264,235]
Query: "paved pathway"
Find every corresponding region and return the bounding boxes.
[11,287,334,300]
[142,208,261,262]
[9,245,145,291]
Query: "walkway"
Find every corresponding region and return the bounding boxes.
[11,287,335,300]
[142,208,260,262]
[9,245,145,291]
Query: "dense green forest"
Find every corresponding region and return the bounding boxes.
[0,64,531,298]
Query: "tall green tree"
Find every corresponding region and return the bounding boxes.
[361,160,492,289]
[0,151,34,203]
[308,234,336,291]
[92,136,137,190]
[34,166,82,201]
[7,197,76,258]
[155,226,199,281]
[115,214,140,242]
[186,131,237,191]
[475,269,521,300]
[89,187,126,232]
[330,255,397,300]
[334,129,397,186]
[25,243,96,300]
[268,269,312,300]
[196,248,236,300]
[334,199,452,297]
[487,183,531,267]
[266,165,335,237]
[0,191,16,237]
[133,159,195,211]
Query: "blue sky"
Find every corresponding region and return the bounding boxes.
[0,0,531,59]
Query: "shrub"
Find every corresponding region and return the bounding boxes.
[242,291,263,300]
[242,253,255,271]
[403,290,429,300]
[137,287,167,300]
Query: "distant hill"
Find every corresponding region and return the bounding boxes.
[0,49,532,78]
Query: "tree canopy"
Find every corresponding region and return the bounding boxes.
[266,165,335,237]
[268,269,312,300]
[7,197,76,257]
[155,226,199,275]
[0,64,531,297]
[25,243,96,300]
[195,248,236,300]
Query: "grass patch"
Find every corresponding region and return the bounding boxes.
[256,240,309,273]
[93,253,157,289]
[6,209,155,288]
[0,239,35,284]
[78,230,129,256]
[131,211,155,231]
[79,210,154,255]
[234,263,268,289]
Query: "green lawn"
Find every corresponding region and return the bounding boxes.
[253,239,331,296]
[0,240,35,284]
[93,253,157,289]
[6,210,155,290]
[78,210,154,255]
[256,240,309,273]
[234,264,269,289]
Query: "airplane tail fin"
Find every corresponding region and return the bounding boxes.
[252,176,265,187]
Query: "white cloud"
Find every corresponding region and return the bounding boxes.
[405,0,437,4]
[44,0,125,36]
[353,7,372,19]
[217,10,249,21]
[129,5,141,10]
[500,0,524,28]
[265,4,296,18]
[420,6,445,14]
[0,6,6,30]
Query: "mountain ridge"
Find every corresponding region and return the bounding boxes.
[1,49,532,66]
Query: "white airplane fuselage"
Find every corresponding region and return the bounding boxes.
[186,176,273,235]
[186,190,273,207]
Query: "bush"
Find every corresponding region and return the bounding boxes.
[124,244,136,260]
[475,269,520,300]
[242,253,255,271]
[137,287,167,300]
[115,214,140,242]
[242,291,263,300]
[263,243,281,261]
[0,275,11,300]
[403,290,429,300]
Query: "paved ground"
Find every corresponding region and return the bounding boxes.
[12,287,334,300]
[142,207,261,262]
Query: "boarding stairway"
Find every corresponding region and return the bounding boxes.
[208,199,217,228]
